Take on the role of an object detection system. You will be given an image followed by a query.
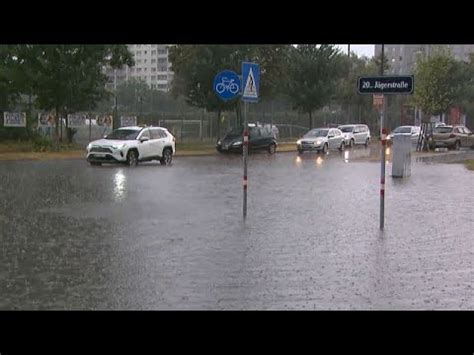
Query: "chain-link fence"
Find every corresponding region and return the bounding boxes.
[15,102,411,147]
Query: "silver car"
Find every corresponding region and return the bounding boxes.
[338,124,371,148]
[387,125,420,145]
[296,128,345,154]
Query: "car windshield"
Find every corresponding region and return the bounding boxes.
[304,129,328,138]
[225,127,243,138]
[434,126,453,134]
[393,126,412,134]
[339,126,354,133]
[106,129,140,140]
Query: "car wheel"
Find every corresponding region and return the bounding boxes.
[339,141,345,151]
[365,138,370,147]
[297,148,304,154]
[322,143,328,154]
[268,143,276,154]
[89,162,101,166]
[160,148,173,165]
[455,140,461,150]
[126,150,138,166]
[349,139,354,148]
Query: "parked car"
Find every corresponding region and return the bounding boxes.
[429,125,474,150]
[387,125,420,145]
[216,124,277,154]
[296,127,345,154]
[86,125,176,166]
[338,124,371,148]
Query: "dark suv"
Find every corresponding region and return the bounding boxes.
[216,124,277,154]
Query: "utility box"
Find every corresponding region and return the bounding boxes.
[391,135,412,178]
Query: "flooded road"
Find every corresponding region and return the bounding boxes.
[1,147,473,309]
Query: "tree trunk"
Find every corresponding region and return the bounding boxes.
[65,111,73,144]
[216,109,221,141]
[235,104,241,127]
[54,107,60,151]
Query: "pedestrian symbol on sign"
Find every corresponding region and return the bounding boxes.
[243,68,257,97]
[241,62,260,102]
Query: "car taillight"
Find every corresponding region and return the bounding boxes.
[449,134,456,138]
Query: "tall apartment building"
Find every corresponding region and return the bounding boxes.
[374,45,474,75]
[105,44,174,91]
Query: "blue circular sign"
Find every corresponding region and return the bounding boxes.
[213,70,241,101]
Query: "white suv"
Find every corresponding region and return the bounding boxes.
[86,126,176,166]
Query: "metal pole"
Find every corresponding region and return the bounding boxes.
[200,112,203,141]
[89,114,92,142]
[380,44,386,231]
[113,95,118,130]
[271,100,274,134]
[348,44,350,55]
[243,101,249,220]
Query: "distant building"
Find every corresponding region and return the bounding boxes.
[374,45,474,75]
[105,44,174,92]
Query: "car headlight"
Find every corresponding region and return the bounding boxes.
[232,141,242,146]
[316,140,323,145]
[87,143,92,150]
[112,144,126,150]
[217,140,221,145]
[296,140,302,145]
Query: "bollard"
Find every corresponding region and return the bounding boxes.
[391,135,412,178]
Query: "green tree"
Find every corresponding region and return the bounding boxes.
[412,50,467,120]
[169,45,292,138]
[286,45,346,129]
[11,45,133,144]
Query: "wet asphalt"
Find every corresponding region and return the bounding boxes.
[0,146,473,309]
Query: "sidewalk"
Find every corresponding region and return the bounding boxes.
[0,142,298,161]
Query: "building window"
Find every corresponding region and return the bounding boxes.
[158,49,167,54]
[151,59,156,64]
[144,50,147,55]
[157,75,167,80]
[137,68,142,72]
[136,59,142,64]
[159,67,167,72]
[151,50,156,55]
[158,84,167,90]
[151,76,156,81]
[151,84,156,89]
[136,51,141,56]
[158,58,167,64]
[151,67,156,72]
[144,68,147,72]
[144,59,147,63]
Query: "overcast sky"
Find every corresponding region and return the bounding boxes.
[336,44,374,58]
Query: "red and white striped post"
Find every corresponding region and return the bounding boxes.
[243,102,249,219]
[379,44,386,231]
[380,123,387,230]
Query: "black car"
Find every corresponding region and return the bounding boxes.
[216,125,277,154]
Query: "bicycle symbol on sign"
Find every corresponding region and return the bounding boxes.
[215,77,239,95]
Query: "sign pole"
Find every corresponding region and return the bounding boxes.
[380,107,387,230]
[243,101,248,220]
[379,44,385,231]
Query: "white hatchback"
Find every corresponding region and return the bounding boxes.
[86,126,176,166]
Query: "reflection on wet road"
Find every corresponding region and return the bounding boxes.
[1,146,473,309]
